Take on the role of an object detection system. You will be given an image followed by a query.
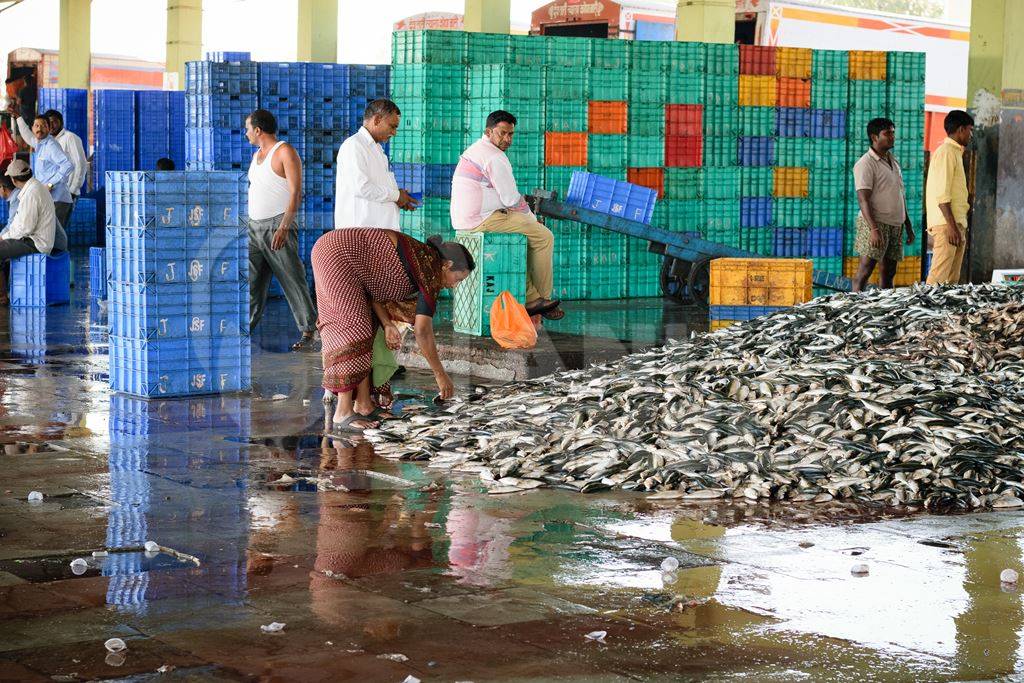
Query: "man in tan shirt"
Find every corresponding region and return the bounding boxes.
[851,117,914,291]
[925,110,973,285]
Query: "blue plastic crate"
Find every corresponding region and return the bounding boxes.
[741,197,773,228]
[108,282,189,339]
[739,137,774,167]
[89,247,106,298]
[9,252,72,307]
[206,51,251,62]
[807,226,844,257]
[710,305,789,321]
[186,61,259,96]
[810,109,846,139]
[38,88,89,145]
[565,171,657,224]
[107,170,246,228]
[347,64,390,99]
[776,108,811,138]
[109,335,252,397]
[304,63,349,99]
[393,163,456,198]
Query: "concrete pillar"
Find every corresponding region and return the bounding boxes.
[464,0,510,34]
[675,0,734,44]
[166,0,203,91]
[992,0,1024,274]
[58,0,91,89]
[297,0,338,63]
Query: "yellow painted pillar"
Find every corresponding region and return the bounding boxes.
[675,0,734,44]
[58,0,91,89]
[464,0,510,34]
[297,0,338,63]
[966,0,1004,108]
[166,0,203,91]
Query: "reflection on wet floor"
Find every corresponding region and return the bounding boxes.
[3,253,1024,680]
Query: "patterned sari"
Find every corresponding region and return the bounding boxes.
[311,229,445,402]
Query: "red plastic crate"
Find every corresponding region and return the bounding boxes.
[545,132,588,166]
[740,45,776,76]
[588,101,628,134]
[627,167,665,199]
[665,135,703,167]
[665,104,703,136]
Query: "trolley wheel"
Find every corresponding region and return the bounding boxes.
[660,256,690,303]
[687,257,712,309]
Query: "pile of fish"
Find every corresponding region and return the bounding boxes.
[367,285,1024,510]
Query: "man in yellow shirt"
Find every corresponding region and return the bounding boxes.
[925,110,973,285]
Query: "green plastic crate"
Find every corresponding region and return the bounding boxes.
[844,224,857,255]
[545,66,589,100]
[704,74,739,106]
[812,49,848,81]
[775,138,813,167]
[811,197,843,227]
[453,232,528,336]
[390,129,466,164]
[740,227,774,255]
[667,41,707,74]
[545,36,594,69]
[703,105,739,137]
[593,39,630,70]
[590,69,629,100]
[702,167,740,199]
[588,228,628,267]
[666,72,705,104]
[587,166,626,182]
[901,147,925,171]
[811,139,846,169]
[887,81,926,112]
[631,40,668,73]
[546,99,588,132]
[399,198,452,237]
[586,264,629,300]
[587,135,627,168]
[739,106,774,137]
[549,219,588,268]
[706,43,739,76]
[706,199,741,233]
[812,256,843,277]
[392,30,467,65]
[629,102,665,135]
[627,135,664,166]
[904,239,922,257]
[516,166,544,197]
[467,33,512,65]
[704,136,738,167]
[664,168,702,200]
[391,64,466,99]
[775,198,812,228]
[469,64,544,100]
[545,166,585,196]
[903,171,923,199]
[393,96,466,132]
[511,35,546,66]
[505,135,544,168]
[741,167,773,196]
[849,80,887,112]
[629,70,666,104]
[467,99,543,136]
[810,80,848,109]
[627,261,663,299]
[886,51,926,83]
[809,168,846,200]
[663,199,706,231]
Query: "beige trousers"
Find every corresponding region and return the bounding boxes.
[925,223,966,285]
[471,210,554,302]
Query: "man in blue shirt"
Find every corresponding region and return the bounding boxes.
[12,113,74,231]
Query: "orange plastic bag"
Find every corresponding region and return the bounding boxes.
[489,291,537,349]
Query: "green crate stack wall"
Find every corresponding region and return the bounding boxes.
[887,51,926,258]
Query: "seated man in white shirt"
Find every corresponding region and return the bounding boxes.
[0,160,63,305]
[451,110,562,319]
[334,99,418,231]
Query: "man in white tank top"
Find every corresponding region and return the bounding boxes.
[245,109,318,350]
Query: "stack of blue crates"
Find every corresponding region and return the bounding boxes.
[136,91,186,170]
[68,196,98,246]
[185,61,259,171]
[37,88,88,145]
[106,171,251,397]
[90,246,106,299]
[207,51,252,62]
[93,90,137,190]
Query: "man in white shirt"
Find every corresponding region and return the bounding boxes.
[42,110,88,200]
[0,160,61,305]
[451,110,562,320]
[334,99,418,231]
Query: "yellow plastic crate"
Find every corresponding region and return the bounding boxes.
[773,167,809,198]
[777,47,812,79]
[849,50,887,80]
[710,258,813,307]
[844,256,922,286]
[710,319,737,331]
[738,75,777,107]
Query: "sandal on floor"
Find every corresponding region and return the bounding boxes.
[292,333,316,351]
[366,407,397,421]
[541,306,565,320]
[525,299,561,317]
[331,413,379,433]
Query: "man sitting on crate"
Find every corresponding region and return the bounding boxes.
[0,160,67,305]
[451,110,563,320]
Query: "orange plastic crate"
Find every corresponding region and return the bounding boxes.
[777,47,812,79]
[843,256,922,286]
[849,50,887,80]
[738,75,777,107]
[544,132,588,166]
[627,167,665,199]
[777,78,811,108]
[588,101,628,134]
[773,167,809,198]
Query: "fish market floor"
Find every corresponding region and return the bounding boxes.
[3,274,1024,680]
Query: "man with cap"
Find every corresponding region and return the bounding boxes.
[0,160,67,304]
[7,106,75,231]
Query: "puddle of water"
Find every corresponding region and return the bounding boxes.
[23,492,106,509]
[0,441,65,455]
[0,551,195,582]
[265,469,416,493]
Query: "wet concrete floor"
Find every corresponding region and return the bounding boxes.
[2,253,1024,681]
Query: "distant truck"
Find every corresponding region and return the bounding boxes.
[529,0,969,150]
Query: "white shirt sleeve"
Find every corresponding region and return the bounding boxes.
[4,186,37,241]
[16,116,36,150]
[64,133,88,195]
[486,154,524,209]
[340,140,399,204]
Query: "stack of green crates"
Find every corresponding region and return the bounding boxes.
[887,51,925,257]
[452,232,528,336]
